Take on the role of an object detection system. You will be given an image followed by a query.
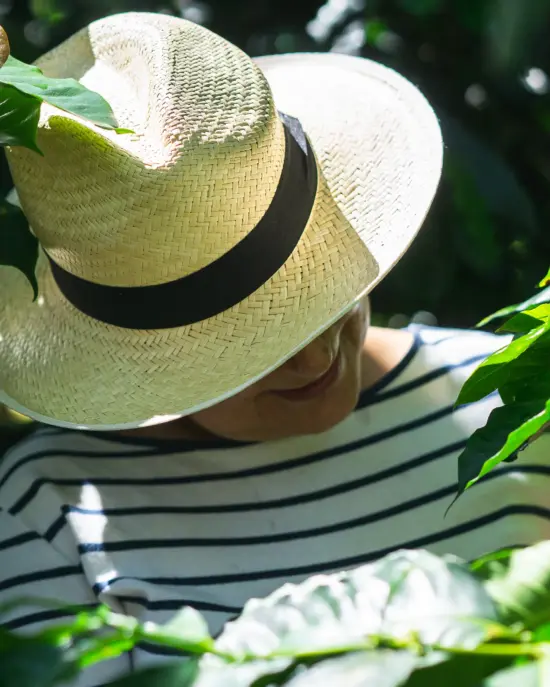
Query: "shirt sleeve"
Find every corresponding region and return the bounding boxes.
[0,507,132,687]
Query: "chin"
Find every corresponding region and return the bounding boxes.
[288,390,358,438]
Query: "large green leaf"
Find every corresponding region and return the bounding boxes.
[456,400,550,493]
[456,325,548,406]
[0,83,41,153]
[0,198,39,299]
[0,55,119,130]
[497,305,550,334]
[0,629,77,687]
[482,541,550,629]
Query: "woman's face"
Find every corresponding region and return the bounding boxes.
[191,297,370,442]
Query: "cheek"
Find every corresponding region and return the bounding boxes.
[193,390,260,435]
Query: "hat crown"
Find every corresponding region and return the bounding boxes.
[6,12,286,287]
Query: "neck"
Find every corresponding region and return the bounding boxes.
[360,326,414,391]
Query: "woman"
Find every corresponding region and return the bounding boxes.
[1,11,549,686]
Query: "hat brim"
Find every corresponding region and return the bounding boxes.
[0,52,442,429]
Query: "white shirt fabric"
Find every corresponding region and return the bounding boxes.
[1,325,549,686]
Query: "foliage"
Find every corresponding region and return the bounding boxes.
[453,269,550,498]
[0,26,127,295]
[3,542,550,686]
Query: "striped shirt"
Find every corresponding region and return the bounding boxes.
[1,325,549,685]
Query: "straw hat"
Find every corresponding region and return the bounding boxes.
[0,12,442,430]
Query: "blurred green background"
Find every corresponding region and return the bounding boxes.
[1,0,550,442]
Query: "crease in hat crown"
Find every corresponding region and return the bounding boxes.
[5,12,287,287]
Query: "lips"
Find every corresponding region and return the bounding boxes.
[273,354,341,402]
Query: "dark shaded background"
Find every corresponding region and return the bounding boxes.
[1,0,550,440]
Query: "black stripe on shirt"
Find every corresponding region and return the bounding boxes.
[58,440,467,518]
[0,447,161,491]
[360,353,488,408]
[92,504,550,592]
[0,531,40,551]
[0,565,82,593]
[1,604,99,631]
[9,401,474,516]
[77,464,550,553]
[79,484,459,553]
[115,596,240,614]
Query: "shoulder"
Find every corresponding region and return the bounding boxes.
[408,324,510,385]
[410,324,510,357]
[0,427,150,524]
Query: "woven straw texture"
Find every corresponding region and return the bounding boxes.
[0,13,442,429]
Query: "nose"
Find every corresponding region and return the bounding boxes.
[284,328,339,379]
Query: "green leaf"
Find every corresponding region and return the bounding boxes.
[104,660,200,687]
[497,310,548,334]
[141,607,214,653]
[0,55,119,129]
[533,624,550,643]
[456,325,548,406]
[478,286,550,328]
[470,548,519,582]
[483,541,550,629]
[98,606,214,656]
[539,268,550,288]
[483,658,550,686]
[0,198,39,299]
[0,84,42,153]
[456,400,550,494]
[0,628,78,687]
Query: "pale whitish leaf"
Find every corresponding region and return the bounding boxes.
[152,607,213,648]
[216,549,498,662]
[193,656,293,687]
[0,55,121,130]
[284,650,424,687]
[483,658,550,686]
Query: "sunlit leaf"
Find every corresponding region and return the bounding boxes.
[497,310,548,334]
[478,287,550,327]
[482,658,550,686]
[456,325,547,406]
[284,650,423,687]
[456,400,550,494]
[0,55,121,130]
[142,607,214,653]
[0,84,41,153]
[0,198,39,299]
[216,550,497,662]
[539,268,550,288]
[483,541,550,629]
